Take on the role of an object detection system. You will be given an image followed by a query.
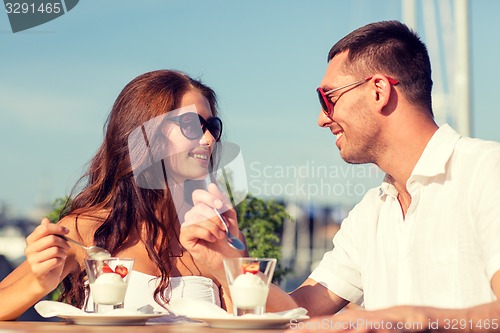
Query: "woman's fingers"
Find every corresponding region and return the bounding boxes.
[25,234,70,258]
[206,183,235,213]
[181,223,218,244]
[26,218,69,245]
[183,209,226,240]
[191,184,238,229]
[26,243,68,263]
[191,183,231,209]
[184,183,245,253]
[26,249,67,273]
[24,218,71,279]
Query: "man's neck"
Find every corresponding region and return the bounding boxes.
[378,118,439,215]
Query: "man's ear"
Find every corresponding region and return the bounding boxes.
[371,75,393,113]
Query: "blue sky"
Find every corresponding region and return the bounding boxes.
[1,0,499,218]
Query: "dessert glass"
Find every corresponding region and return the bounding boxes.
[84,257,134,313]
[223,257,276,316]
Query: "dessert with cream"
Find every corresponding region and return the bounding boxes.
[90,251,112,260]
[90,265,129,305]
[229,272,269,309]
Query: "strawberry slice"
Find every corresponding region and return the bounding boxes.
[242,262,259,274]
[102,264,114,274]
[114,265,129,278]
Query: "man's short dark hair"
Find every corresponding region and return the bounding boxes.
[328,20,433,114]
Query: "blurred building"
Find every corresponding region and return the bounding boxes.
[279,201,351,292]
[0,204,38,265]
[0,204,49,321]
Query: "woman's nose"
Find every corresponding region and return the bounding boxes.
[199,129,216,146]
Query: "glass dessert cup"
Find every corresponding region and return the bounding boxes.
[223,257,276,316]
[84,257,134,313]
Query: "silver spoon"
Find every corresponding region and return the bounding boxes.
[57,235,111,259]
[212,208,246,251]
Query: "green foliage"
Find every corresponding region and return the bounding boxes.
[46,196,71,301]
[46,196,70,223]
[234,194,293,284]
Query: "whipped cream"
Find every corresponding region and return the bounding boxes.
[229,272,269,309]
[90,273,128,305]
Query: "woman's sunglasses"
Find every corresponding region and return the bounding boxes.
[165,112,222,141]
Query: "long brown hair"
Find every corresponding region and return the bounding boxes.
[59,70,219,307]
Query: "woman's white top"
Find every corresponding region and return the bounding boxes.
[85,270,221,312]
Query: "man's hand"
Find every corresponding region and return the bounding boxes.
[287,306,431,333]
[287,302,500,333]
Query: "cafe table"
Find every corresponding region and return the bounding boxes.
[0,320,293,333]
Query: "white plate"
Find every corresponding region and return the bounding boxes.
[58,312,168,326]
[190,316,309,329]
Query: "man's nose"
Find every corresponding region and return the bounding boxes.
[317,110,333,128]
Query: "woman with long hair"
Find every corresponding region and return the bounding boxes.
[0,70,246,320]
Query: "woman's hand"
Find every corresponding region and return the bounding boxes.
[180,183,247,281]
[24,217,71,294]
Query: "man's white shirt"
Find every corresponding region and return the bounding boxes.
[310,124,500,309]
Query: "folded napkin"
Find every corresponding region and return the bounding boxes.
[34,301,164,318]
[35,301,87,318]
[166,299,309,320]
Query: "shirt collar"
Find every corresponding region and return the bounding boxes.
[379,175,399,198]
[411,124,461,178]
[379,124,461,198]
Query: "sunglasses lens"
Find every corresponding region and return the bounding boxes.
[179,113,204,139]
[317,88,331,117]
[207,118,222,141]
[178,113,222,141]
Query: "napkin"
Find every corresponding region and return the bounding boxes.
[34,301,164,318]
[35,301,88,318]
[167,299,309,320]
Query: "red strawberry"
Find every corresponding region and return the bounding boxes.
[242,263,259,274]
[114,265,129,278]
[102,264,114,274]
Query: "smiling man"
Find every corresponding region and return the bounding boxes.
[287,20,500,332]
[180,20,500,332]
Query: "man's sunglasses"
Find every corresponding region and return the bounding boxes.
[165,112,222,141]
[316,76,399,118]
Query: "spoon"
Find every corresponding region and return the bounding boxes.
[57,235,111,259]
[212,208,246,251]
